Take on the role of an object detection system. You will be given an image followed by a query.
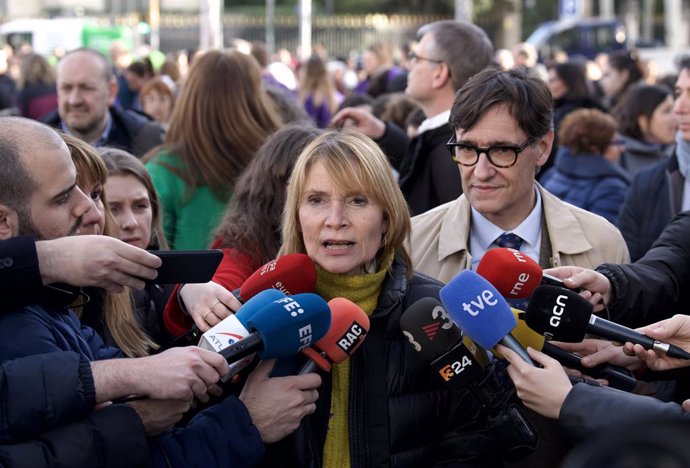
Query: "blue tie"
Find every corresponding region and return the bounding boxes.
[494,232,524,250]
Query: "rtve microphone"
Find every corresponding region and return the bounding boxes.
[220,292,331,363]
[298,297,370,374]
[232,253,317,303]
[439,270,536,366]
[476,248,577,300]
[525,286,690,360]
[505,308,637,392]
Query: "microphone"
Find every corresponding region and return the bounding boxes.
[232,253,317,303]
[298,297,370,374]
[198,289,285,378]
[476,248,577,300]
[439,270,535,366]
[399,297,538,461]
[525,286,690,360]
[220,292,331,363]
[505,308,637,391]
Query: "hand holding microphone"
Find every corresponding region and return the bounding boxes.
[525,286,690,360]
[628,315,690,371]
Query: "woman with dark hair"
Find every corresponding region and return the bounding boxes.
[145,49,282,250]
[614,83,676,175]
[163,125,321,334]
[541,108,630,225]
[298,55,340,128]
[600,49,645,110]
[17,53,57,120]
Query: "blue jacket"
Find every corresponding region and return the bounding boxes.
[541,147,630,225]
[0,301,265,468]
[617,153,683,261]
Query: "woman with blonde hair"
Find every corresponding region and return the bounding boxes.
[145,49,282,249]
[17,53,57,120]
[63,134,160,356]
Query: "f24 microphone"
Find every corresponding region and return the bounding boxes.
[299,297,370,374]
[525,286,690,360]
[440,270,535,366]
[232,253,317,303]
[477,248,577,300]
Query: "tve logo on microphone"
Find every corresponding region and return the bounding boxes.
[275,296,314,350]
[462,290,498,316]
[336,321,366,353]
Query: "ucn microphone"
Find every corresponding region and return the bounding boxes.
[232,253,317,303]
[439,270,535,366]
[299,297,370,374]
[525,285,690,360]
[504,308,637,392]
[477,248,577,300]
[220,292,331,363]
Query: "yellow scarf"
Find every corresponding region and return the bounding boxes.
[317,255,393,468]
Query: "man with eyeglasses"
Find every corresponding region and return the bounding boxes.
[411,66,629,292]
[411,66,630,468]
[332,20,494,216]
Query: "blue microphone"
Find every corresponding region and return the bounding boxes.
[440,270,535,366]
[219,293,331,363]
[235,288,286,323]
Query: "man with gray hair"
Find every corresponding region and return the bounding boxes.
[333,20,494,215]
[43,47,163,157]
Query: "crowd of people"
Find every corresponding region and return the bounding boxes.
[1,16,690,468]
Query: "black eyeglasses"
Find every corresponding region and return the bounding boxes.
[407,51,443,65]
[446,136,533,168]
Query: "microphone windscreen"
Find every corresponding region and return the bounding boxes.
[239,254,317,301]
[440,270,516,349]
[315,298,370,364]
[524,285,592,342]
[476,248,543,299]
[247,292,331,359]
[400,297,462,361]
[235,288,286,324]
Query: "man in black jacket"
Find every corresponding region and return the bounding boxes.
[43,47,163,157]
[332,20,494,216]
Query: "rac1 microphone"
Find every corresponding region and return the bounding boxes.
[298,297,370,374]
[525,285,690,360]
[477,248,578,300]
[232,253,317,303]
[220,292,331,363]
[505,308,637,392]
[440,270,536,366]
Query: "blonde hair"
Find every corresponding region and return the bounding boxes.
[279,129,412,276]
[299,55,338,115]
[63,133,158,357]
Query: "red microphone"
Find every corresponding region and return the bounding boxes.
[234,253,317,303]
[299,297,370,374]
[476,248,574,300]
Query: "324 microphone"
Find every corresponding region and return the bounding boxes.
[525,285,690,360]
[439,270,535,365]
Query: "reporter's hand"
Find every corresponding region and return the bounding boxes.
[544,266,611,311]
[126,399,191,436]
[554,339,643,371]
[179,281,240,331]
[624,315,690,371]
[330,107,386,139]
[37,236,161,292]
[498,345,573,419]
[239,359,321,443]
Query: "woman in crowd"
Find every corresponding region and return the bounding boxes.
[599,49,645,111]
[145,49,282,250]
[140,76,176,131]
[259,129,498,466]
[101,147,174,346]
[64,134,159,356]
[541,108,630,225]
[162,125,321,334]
[299,55,340,128]
[17,53,57,120]
[614,83,676,176]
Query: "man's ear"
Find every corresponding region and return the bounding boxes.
[0,204,18,240]
[108,77,119,106]
[431,62,452,90]
[535,130,555,168]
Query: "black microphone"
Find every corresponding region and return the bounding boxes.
[525,286,690,360]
